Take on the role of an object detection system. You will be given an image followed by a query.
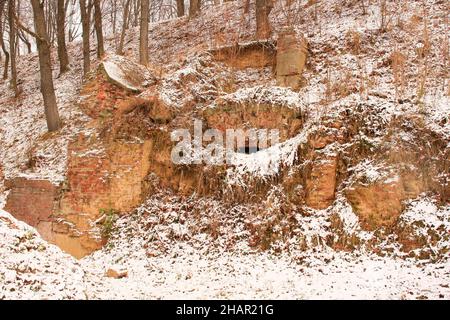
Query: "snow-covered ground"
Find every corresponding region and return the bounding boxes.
[82,249,450,300]
[2,207,449,300]
[0,209,87,299]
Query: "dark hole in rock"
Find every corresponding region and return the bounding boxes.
[237,139,265,154]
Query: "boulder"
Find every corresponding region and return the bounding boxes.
[106,265,128,279]
[100,54,155,93]
[346,173,424,230]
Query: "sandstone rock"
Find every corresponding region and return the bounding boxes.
[106,266,128,279]
[204,91,303,143]
[210,40,276,69]
[346,173,424,230]
[305,154,338,209]
[56,138,152,258]
[2,175,108,259]
[276,27,308,90]
[100,54,155,93]
[4,178,58,229]
[308,127,346,149]
[149,96,174,123]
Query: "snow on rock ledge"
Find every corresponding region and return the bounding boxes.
[0,209,86,299]
[100,54,156,93]
[211,85,307,111]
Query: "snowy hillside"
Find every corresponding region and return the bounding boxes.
[0,0,449,300]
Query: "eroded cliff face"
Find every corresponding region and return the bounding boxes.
[3,21,449,260]
[3,61,157,257]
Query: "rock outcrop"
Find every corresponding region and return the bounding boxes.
[100,54,156,93]
[210,40,276,69]
[276,27,308,90]
[346,172,425,230]
[305,154,339,210]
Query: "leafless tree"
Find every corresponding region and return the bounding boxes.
[79,0,90,76]
[29,0,62,131]
[0,0,9,80]
[93,0,104,58]
[57,0,70,73]
[176,0,184,17]
[117,0,131,54]
[139,0,149,65]
[189,0,201,17]
[8,0,18,95]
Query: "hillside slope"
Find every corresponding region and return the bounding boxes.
[0,0,449,299]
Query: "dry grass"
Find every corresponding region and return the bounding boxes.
[345,29,361,55]
[416,11,431,103]
[390,50,406,100]
[323,64,358,103]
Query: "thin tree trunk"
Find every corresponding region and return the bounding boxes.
[79,0,90,76]
[8,0,18,95]
[139,0,149,65]
[18,29,32,54]
[30,0,61,132]
[57,0,70,73]
[0,0,9,80]
[93,0,104,58]
[117,0,131,54]
[176,0,184,17]
[111,0,116,39]
[244,0,250,14]
[189,0,201,18]
[132,0,140,27]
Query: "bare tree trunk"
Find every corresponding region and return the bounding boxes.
[117,0,131,54]
[57,0,70,73]
[0,0,9,80]
[189,0,201,17]
[79,0,90,76]
[111,0,117,37]
[8,0,18,96]
[45,0,53,44]
[176,0,184,17]
[132,0,140,27]
[93,0,104,58]
[255,0,273,39]
[30,0,61,132]
[361,0,366,15]
[244,0,250,14]
[18,29,32,54]
[68,0,79,42]
[15,0,31,55]
[139,0,149,65]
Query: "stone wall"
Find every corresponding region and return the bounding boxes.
[52,134,152,258]
[4,134,155,259]
[4,178,59,240]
